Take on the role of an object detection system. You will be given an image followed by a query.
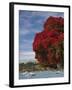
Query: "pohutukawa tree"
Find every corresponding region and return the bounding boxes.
[33,16,64,68]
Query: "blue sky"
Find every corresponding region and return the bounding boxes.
[19,10,64,63]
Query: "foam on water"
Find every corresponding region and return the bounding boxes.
[19,71,64,79]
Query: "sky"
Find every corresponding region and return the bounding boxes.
[19,10,64,63]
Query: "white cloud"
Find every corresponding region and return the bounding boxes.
[20,28,42,37]
[19,43,32,51]
[31,11,64,18]
[19,51,36,63]
[20,29,30,35]
[20,51,35,56]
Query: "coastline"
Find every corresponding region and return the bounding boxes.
[19,62,64,73]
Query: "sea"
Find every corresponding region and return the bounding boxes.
[19,70,64,79]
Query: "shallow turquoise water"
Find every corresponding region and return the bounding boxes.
[19,71,64,79]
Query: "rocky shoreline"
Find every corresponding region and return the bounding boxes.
[19,62,64,73]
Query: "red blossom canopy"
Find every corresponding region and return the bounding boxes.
[33,16,64,66]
